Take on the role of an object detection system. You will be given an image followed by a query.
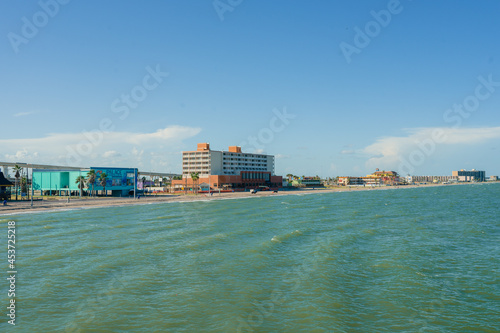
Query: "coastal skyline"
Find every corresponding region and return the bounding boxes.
[1,1,500,177]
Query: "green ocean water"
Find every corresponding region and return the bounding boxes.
[1,183,499,332]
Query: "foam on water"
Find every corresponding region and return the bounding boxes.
[271,229,302,243]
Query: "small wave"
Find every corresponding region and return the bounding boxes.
[143,215,183,222]
[271,229,302,243]
[33,253,66,262]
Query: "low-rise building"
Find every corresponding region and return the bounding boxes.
[410,175,457,183]
[0,172,13,200]
[338,176,380,186]
[338,177,365,186]
[291,177,323,187]
[33,167,137,197]
[338,170,402,186]
[369,170,401,185]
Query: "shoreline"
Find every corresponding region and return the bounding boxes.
[0,182,491,216]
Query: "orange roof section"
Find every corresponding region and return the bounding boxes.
[197,143,210,151]
[228,146,242,153]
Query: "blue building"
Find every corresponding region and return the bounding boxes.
[32,167,137,197]
[91,167,137,196]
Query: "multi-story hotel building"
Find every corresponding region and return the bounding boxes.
[181,143,275,177]
[172,143,282,192]
[452,169,486,182]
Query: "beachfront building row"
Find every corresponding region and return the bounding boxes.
[408,175,457,183]
[172,143,282,192]
[407,170,487,184]
[32,167,137,197]
[337,169,489,186]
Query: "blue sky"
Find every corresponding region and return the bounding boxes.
[1,0,499,177]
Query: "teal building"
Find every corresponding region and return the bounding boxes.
[32,167,137,197]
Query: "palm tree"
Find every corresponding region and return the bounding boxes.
[20,176,28,195]
[75,176,86,197]
[99,173,108,196]
[140,176,147,196]
[86,170,96,197]
[191,172,199,194]
[13,164,22,200]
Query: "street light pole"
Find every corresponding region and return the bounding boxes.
[133,169,137,199]
[30,165,33,207]
[79,170,82,199]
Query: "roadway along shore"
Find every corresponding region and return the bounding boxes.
[0,183,474,216]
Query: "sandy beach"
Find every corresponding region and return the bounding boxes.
[0,183,466,216]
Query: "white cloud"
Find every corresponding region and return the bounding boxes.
[102,151,121,158]
[13,111,38,117]
[0,125,201,171]
[362,127,500,173]
[5,149,39,161]
[128,126,200,144]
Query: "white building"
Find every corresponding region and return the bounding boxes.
[181,143,275,177]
